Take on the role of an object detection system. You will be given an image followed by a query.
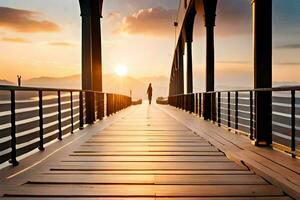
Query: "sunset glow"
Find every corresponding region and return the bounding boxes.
[0,0,299,90]
[115,65,128,77]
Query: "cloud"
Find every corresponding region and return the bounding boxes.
[107,12,121,20]
[275,44,300,49]
[116,7,177,37]
[47,42,74,47]
[1,37,31,43]
[116,1,252,38]
[0,7,60,33]
[215,1,251,36]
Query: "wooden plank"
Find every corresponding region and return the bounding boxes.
[75,146,219,152]
[27,174,266,185]
[0,198,292,200]
[74,145,219,153]
[155,174,267,185]
[159,104,299,199]
[40,170,254,175]
[70,152,225,156]
[81,143,212,147]
[104,126,189,131]
[84,140,210,143]
[62,155,230,162]
[49,162,246,171]
[0,104,294,200]
[2,185,284,197]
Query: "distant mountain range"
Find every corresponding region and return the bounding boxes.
[0,74,169,99]
[0,79,14,85]
[1,75,299,100]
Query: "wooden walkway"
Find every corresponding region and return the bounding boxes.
[0,104,295,199]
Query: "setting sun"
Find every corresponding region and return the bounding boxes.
[115,65,128,77]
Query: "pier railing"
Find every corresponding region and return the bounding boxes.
[0,85,131,166]
[169,86,300,157]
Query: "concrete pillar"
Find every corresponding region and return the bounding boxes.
[203,0,217,120]
[252,0,272,146]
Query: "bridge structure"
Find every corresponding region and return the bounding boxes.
[0,0,299,199]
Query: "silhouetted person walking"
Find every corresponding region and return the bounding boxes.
[147,83,153,105]
[17,75,22,87]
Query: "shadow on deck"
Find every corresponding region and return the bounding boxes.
[0,103,299,199]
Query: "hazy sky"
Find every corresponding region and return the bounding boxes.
[0,0,299,91]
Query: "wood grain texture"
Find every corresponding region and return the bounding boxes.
[0,104,292,199]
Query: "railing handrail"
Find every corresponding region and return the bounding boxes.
[0,85,132,167]
[169,85,300,97]
[168,87,299,158]
[0,85,106,95]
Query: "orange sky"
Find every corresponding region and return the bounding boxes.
[0,0,299,90]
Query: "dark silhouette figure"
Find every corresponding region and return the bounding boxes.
[147,83,153,105]
[17,75,22,87]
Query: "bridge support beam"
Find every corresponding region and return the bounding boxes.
[203,0,217,121]
[185,8,196,94]
[79,0,103,124]
[91,0,103,92]
[186,41,193,94]
[169,65,176,96]
[177,47,184,95]
[79,0,94,124]
[252,0,272,146]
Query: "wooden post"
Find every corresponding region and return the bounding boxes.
[203,0,217,121]
[252,0,272,146]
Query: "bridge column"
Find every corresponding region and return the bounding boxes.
[203,0,217,120]
[252,0,272,146]
[185,8,196,94]
[186,41,193,94]
[174,57,179,95]
[79,0,103,124]
[177,47,184,95]
[169,65,175,96]
[91,0,103,92]
[79,0,94,123]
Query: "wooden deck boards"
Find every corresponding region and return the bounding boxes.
[0,104,295,199]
